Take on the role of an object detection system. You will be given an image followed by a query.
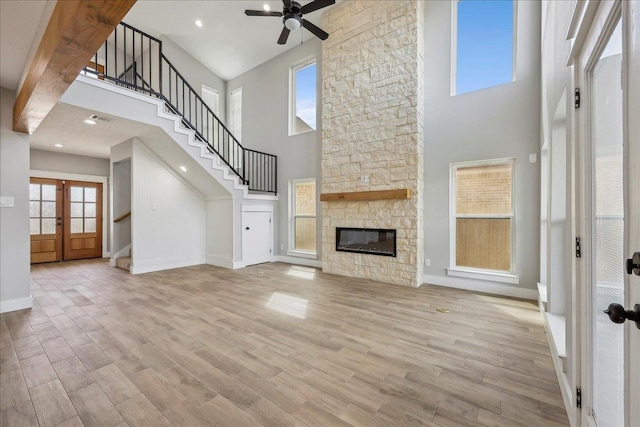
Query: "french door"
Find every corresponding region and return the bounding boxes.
[30,178,103,263]
[578,1,640,425]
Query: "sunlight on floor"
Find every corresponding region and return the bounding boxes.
[265,292,309,319]
[286,265,316,280]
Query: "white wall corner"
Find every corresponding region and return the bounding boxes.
[422,274,538,300]
[206,254,234,269]
[0,295,33,314]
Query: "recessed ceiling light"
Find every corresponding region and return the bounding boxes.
[263,4,270,11]
[195,19,203,27]
[83,119,96,125]
[54,143,63,148]
[179,166,187,172]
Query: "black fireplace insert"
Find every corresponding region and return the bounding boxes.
[336,228,396,257]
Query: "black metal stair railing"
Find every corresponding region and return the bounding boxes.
[83,22,277,194]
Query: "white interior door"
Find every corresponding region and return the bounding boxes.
[242,210,272,266]
[578,1,640,425]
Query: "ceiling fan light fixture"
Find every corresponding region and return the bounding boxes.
[284,16,301,31]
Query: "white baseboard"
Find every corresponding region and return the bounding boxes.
[130,256,205,274]
[233,261,246,269]
[275,255,322,269]
[422,274,538,300]
[539,302,577,426]
[206,254,234,269]
[0,295,33,313]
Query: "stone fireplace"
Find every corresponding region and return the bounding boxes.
[321,1,424,287]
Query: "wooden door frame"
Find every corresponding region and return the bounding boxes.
[29,177,63,263]
[31,170,109,258]
[63,180,103,260]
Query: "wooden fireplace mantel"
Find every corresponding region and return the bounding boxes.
[320,189,411,202]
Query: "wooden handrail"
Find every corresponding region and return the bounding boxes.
[113,212,131,223]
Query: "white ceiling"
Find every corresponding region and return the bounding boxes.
[123,0,333,81]
[30,103,155,159]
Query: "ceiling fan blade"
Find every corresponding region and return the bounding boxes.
[277,26,291,45]
[301,0,335,15]
[245,10,283,17]
[283,0,292,9]
[302,19,329,40]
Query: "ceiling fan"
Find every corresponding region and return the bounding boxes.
[245,0,336,45]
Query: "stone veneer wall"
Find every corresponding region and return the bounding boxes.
[321,1,424,287]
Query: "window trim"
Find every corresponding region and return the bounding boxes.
[228,87,242,142]
[288,178,317,258]
[450,0,518,96]
[448,158,517,282]
[289,56,317,136]
[202,85,220,117]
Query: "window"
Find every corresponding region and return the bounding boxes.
[449,159,516,282]
[453,0,515,95]
[288,179,316,257]
[229,88,242,142]
[202,85,219,117]
[202,85,220,145]
[289,58,317,135]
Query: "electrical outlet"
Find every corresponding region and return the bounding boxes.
[529,153,537,163]
[360,175,370,183]
[424,258,431,267]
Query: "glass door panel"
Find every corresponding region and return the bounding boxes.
[591,19,624,427]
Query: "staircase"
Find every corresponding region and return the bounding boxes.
[72,22,280,274]
[85,22,277,194]
[115,256,132,272]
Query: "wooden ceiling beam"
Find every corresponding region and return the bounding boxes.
[13,0,136,134]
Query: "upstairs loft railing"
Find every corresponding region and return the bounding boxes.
[83,22,277,194]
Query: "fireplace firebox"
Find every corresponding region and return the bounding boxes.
[336,228,396,257]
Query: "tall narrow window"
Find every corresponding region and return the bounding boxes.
[450,159,515,279]
[289,179,316,257]
[290,59,317,135]
[202,85,220,145]
[202,85,219,116]
[454,0,515,95]
[229,88,242,142]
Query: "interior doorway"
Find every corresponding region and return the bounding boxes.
[30,178,103,264]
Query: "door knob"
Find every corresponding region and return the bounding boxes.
[604,303,640,329]
[626,251,640,275]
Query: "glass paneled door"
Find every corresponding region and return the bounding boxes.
[579,1,640,424]
[64,181,102,261]
[590,18,624,426]
[29,178,63,263]
[29,178,102,263]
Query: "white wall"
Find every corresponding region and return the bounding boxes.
[0,88,32,313]
[228,39,322,258]
[131,139,206,273]
[30,148,110,176]
[112,158,132,258]
[422,0,541,297]
[161,36,227,123]
[206,198,233,268]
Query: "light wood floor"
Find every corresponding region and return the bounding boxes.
[1,259,569,427]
